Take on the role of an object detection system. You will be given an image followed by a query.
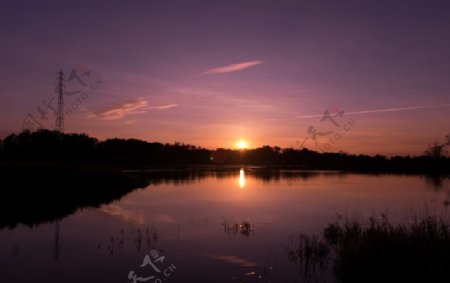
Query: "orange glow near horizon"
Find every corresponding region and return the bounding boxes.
[76,109,450,156]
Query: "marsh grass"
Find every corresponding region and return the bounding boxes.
[289,214,450,282]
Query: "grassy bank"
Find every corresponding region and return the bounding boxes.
[289,215,450,282]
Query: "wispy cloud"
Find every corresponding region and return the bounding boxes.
[204,60,263,74]
[294,103,450,119]
[150,104,178,110]
[88,98,177,120]
[90,97,149,120]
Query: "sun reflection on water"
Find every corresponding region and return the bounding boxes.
[239,168,246,188]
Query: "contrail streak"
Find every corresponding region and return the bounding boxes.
[294,103,450,119]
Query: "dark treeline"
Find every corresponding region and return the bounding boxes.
[1,129,450,173]
[0,129,210,165]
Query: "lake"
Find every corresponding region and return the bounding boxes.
[1,168,449,283]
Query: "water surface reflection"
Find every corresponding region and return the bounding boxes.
[1,169,449,282]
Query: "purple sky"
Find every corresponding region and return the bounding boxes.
[1,0,450,155]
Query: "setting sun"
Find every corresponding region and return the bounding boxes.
[237,140,249,149]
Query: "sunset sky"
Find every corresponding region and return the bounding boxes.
[1,0,450,155]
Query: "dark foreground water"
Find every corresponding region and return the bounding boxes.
[1,169,449,283]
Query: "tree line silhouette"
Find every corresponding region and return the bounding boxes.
[0,130,209,165]
[0,129,449,173]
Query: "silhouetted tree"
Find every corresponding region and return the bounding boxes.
[424,142,447,159]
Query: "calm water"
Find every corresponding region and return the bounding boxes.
[1,169,450,283]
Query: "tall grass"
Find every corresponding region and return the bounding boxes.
[289,214,450,282]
